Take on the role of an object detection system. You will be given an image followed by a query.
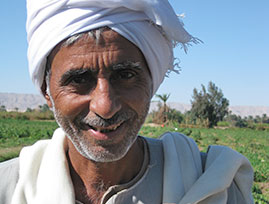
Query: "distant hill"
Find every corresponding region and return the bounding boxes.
[228,106,269,117]
[0,93,268,117]
[0,92,46,112]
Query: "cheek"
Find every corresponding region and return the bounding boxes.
[120,83,151,114]
[53,92,90,118]
[49,77,89,118]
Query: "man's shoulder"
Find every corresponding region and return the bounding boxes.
[0,157,19,169]
[0,158,20,204]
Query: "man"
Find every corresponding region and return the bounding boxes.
[0,0,254,204]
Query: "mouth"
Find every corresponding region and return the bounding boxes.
[86,121,124,133]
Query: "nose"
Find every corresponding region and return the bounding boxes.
[90,78,121,119]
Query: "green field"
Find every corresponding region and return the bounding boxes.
[0,119,58,161]
[0,119,268,203]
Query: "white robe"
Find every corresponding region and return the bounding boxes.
[10,128,253,204]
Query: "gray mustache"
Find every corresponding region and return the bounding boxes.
[78,110,135,128]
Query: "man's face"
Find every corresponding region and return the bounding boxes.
[46,29,152,162]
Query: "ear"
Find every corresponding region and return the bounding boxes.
[41,80,53,108]
[45,92,53,108]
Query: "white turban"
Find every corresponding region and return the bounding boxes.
[26,0,198,95]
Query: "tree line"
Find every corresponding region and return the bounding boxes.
[0,104,54,120]
[149,81,269,130]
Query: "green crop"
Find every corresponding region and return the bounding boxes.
[0,119,58,161]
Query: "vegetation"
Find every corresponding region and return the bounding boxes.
[154,93,171,123]
[0,119,58,161]
[149,101,184,125]
[0,103,56,161]
[223,112,269,130]
[190,81,229,127]
[0,104,54,121]
[0,105,6,112]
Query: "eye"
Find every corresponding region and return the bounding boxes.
[119,71,135,79]
[69,72,91,85]
[113,70,136,81]
[71,75,87,84]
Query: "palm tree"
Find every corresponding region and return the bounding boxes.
[156,93,170,123]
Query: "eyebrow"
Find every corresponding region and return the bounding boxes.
[112,61,142,71]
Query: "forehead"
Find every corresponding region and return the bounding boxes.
[48,29,149,73]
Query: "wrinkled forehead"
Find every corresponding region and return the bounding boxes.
[47,28,150,71]
[47,28,152,81]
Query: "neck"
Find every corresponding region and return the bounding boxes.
[66,137,144,204]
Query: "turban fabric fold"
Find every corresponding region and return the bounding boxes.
[26,0,198,95]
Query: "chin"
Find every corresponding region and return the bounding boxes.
[78,138,136,162]
[66,129,137,162]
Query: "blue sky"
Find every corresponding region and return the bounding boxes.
[1,0,268,106]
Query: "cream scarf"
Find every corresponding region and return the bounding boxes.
[11,128,75,204]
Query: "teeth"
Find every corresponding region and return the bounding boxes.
[94,122,122,133]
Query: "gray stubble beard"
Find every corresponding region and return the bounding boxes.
[51,99,150,163]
